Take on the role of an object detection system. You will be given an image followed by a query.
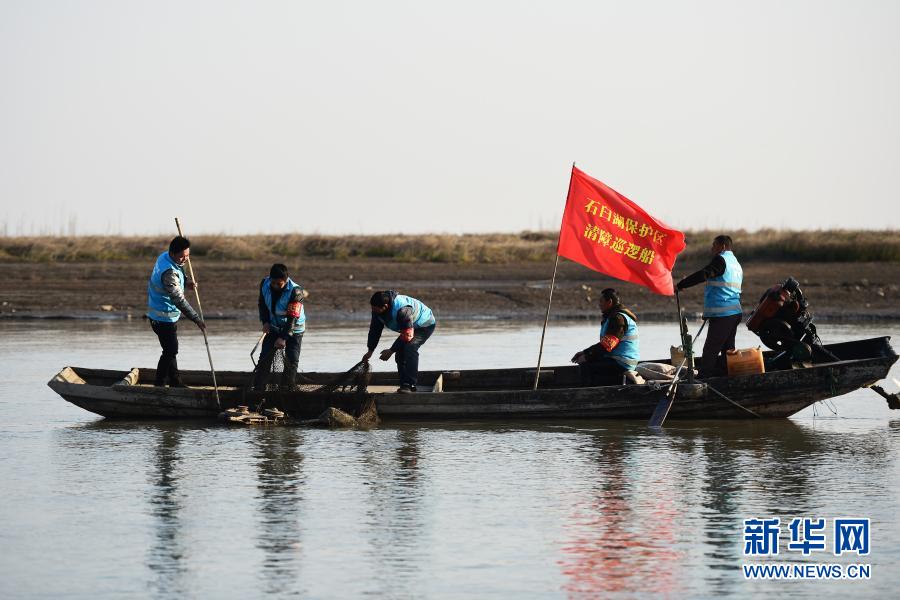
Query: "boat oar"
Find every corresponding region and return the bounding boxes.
[174,217,221,409]
[648,319,708,428]
[648,357,689,428]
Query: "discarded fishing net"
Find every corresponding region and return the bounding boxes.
[297,360,378,428]
[252,357,377,426]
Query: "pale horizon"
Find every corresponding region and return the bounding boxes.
[2,1,899,237]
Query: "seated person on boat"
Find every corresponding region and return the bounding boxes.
[363,290,436,393]
[570,288,640,386]
[253,263,306,390]
[146,235,206,387]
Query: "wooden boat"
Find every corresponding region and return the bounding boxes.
[48,336,898,421]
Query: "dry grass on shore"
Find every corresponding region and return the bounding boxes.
[0,229,897,263]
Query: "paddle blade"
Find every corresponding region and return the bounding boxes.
[648,392,674,428]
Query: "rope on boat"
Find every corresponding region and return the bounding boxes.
[706,384,762,418]
[820,398,839,415]
[827,367,840,397]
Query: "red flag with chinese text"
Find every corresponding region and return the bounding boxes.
[557,166,685,295]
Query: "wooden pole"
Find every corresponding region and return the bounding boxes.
[175,217,221,409]
[533,163,576,391]
[533,254,560,390]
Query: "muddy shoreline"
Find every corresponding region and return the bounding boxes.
[1,259,898,323]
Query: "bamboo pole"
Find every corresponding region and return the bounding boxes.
[175,218,221,409]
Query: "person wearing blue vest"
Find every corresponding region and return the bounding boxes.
[146,236,206,387]
[253,263,306,390]
[676,234,743,377]
[571,288,640,385]
[363,290,436,393]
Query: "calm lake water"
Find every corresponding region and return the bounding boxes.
[1,319,899,598]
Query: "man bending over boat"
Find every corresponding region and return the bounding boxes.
[253,263,306,390]
[570,288,640,385]
[146,236,206,387]
[363,291,436,393]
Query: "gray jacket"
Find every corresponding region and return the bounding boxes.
[161,268,202,324]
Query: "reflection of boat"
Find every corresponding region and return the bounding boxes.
[48,337,898,421]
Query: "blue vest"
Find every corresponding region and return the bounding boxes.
[600,310,640,370]
[147,251,185,322]
[379,294,435,332]
[703,250,743,318]
[261,277,306,334]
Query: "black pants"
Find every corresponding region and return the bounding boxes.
[701,313,742,377]
[150,320,181,386]
[579,356,628,386]
[395,324,435,388]
[254,332,303,390]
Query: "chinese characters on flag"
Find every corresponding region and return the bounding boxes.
[557,166,685,295]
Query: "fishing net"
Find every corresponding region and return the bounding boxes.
[266,348,287,391]
[250,347,289,392]
[297,360,377,427]
[252,353,377,426]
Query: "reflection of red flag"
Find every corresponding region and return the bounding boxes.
[557,166,685,296]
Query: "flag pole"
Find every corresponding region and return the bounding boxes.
[533,254,560,390]
[533,163,576,390]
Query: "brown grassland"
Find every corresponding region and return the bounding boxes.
[1,229,899,264]
[1,230,898,321]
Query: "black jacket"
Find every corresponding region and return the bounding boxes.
[258,279,305,338]
[676,255,727,290]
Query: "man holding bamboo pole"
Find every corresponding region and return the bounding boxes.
[146,236,206,387]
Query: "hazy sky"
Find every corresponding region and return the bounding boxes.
[1,0,898,236]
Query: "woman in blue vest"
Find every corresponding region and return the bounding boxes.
[253,263,306,390]
[571,288,640,385]
[146,236,206,387]
[363,290,436,393]
[676,234,743,377]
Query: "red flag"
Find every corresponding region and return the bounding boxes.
[557,166,685,296]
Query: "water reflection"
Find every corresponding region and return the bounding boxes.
[52,422,192,598]
[146,428,187,598]
[360,429,426,598]
[554,418,898,598]
[35,408,900,599]
[559,430,685,598]
[250,429,306,596]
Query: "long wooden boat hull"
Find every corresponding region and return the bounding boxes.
[48,337,898,421]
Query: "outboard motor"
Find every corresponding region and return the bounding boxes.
[746,277,838,365]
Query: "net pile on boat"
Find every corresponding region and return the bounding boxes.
[253,355,377,427]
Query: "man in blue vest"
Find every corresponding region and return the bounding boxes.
[571,288,640,385]
[146,236,206,387]
[253,263,306,390]
[676,234,743,377]
[363,290,436,393]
